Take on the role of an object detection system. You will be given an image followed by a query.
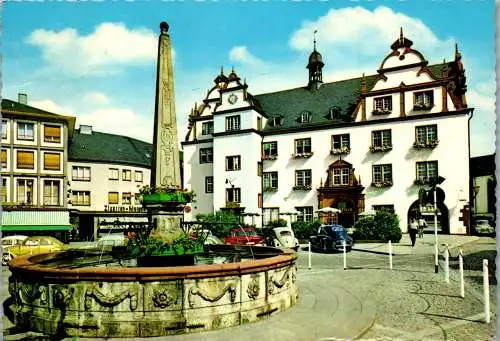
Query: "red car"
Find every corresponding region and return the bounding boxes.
[224,227,264,246]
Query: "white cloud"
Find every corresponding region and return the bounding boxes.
[82,92,111,106]
[29,99,74,115]
[229,46,265,66]
[27,23,157,75]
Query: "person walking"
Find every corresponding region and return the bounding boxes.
[408,218,419,247]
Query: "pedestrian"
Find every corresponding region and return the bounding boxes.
[408,218,418,247]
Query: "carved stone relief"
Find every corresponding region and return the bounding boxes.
[152,287,178,308]
[53,285,74,309]
[247,276,260,300]
[188,283,236,308]
[267,267,291,295]
[84,283,139,311]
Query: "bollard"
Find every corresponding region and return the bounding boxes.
[483,259,490,323]
[308,242,312,270]
[343,240,347,270]
[444,244,450,283]
[388,240,393,270]
[459,249,464,298]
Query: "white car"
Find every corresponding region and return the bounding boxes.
[474,220,495,234]
[265,227,300,251]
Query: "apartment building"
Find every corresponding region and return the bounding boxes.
[1,93,75,240]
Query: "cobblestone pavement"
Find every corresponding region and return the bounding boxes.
[1,236,497,341]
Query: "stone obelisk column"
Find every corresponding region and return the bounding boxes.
[150,21,183,240]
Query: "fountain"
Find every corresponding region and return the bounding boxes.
[4,21,298,339]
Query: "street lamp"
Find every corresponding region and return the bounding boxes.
[432,176,445,273]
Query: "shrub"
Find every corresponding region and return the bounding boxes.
[267,219,288,228]
[292,219,321,240]
[353,210,402,243]
[195,211,240,238]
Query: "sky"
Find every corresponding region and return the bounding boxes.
[1,0,496,157]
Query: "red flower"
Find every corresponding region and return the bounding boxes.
[184,188,188,192]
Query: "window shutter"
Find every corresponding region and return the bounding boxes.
[44,125,61,138]
[17,151,34,169]
[108,192,119,204]
[44,153,60,170]
[1,150,6,164]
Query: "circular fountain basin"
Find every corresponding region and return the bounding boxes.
[6,245,298,338]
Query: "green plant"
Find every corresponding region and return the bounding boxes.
[292,219,321,239]
[267,219,288,228]
[195,210,241,238]
[136,184,196,203]
[352,210,402,242]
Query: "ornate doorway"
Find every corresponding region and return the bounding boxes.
[317,160,365,229]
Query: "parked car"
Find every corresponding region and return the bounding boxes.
[262,227,300,251]
[204,235,224,245]
[2,236,68,266]
[309,224,354,253]
[2,235,28,247]
[473,219,495,235]
[224,227,264,246]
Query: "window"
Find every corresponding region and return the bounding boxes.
[135,171,143,182]
[226,187,241,203]
[72,166,90,181]
[263,208,279,226]
[200,148,213,164]
[416,161,438,183]
[328,107,341,120]
[43,180,60,206]
[122,169,132,181]
[226,155,241,171]
[373,96,392,113]
[1,150,7,168]
[257,117,262,130]
[2,121,7,139]
[109,168,119,180]
[414,90,434,109]
[122,192,132,205]
[205,176,213,193]
[17,179,34,204]
[43,153,61,171]
[333,168,350,185]
[331,134,350,154]
[108,192,119,205]
[16,150,34,169]
[371,130,392,148]
[17,122,34,141]
[263,172,278,190]
[295,138,312,154]
[43,125,61,143]
[373,205,395,213]
[270,117,283,127]
[295,169,312,187]
[300,111,311,123]
[415,125,438,144]
[296,206,314,222]
[202,121,214,135]
[372,164,393,185]
[263,141,278,159]
[1,178,7,203]
[72,191,90,206]
[225,115,241,131]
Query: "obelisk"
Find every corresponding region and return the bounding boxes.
[150,21,183,239]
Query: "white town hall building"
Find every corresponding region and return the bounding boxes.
[182,30,472,234]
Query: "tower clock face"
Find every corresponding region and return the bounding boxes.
[228,94,238,104]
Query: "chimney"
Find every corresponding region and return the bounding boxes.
[18,93,28,105]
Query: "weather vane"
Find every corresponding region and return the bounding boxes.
[313,29,318,50]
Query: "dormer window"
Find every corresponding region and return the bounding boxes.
[270,117,283,127]
[300,111,311,123]
[328,107,341,120]
[373,96,392,115]
[414,90,434,111]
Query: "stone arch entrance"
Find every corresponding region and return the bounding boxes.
[407,200,450,234]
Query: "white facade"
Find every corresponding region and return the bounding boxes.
[182,34,472,234]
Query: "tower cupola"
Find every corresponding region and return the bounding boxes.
[307,30,324,90]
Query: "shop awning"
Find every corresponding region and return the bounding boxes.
[1,211,72,232]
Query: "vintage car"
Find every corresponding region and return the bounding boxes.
[224,227,264,246]
[309,224,354,253]
[262,227,300,251]
[2,236,68,266]
[2,235,28,247]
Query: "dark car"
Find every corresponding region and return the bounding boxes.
[309,224,354,252]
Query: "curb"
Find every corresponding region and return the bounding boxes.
[351,299,378,340]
